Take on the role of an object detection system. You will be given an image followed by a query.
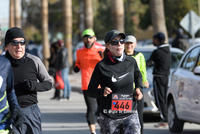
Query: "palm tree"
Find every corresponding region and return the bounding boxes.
[150,0,168,43]
[83,0,93,29]
[63,0,73,68]
[9,0,15,28]
[41,0,50,68]
[111,0,124,32]
[15,0,21,28]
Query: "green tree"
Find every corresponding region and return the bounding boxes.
[164,0,198,37]
[124,0,148,34]
[139,0,199,37]
[93,0,112,39]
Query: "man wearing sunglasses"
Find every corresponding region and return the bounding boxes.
[74,29,104,134]
[4,27,53,134]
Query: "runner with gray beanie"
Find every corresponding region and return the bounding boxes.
[124,34,149,134]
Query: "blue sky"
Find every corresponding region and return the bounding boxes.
[0,0,9,29]
[0,0,9,21]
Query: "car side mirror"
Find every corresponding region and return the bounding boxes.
[194,66,200,75]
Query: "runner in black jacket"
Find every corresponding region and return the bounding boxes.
[146,32,171,128]
[88,30,143,134]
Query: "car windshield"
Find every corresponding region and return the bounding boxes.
[142,52,183,69]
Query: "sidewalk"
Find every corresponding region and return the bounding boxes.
[38,73,101,134]
[68,72,82,93]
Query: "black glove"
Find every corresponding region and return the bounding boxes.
[11,107,24,128]
[146,60,154,67]
[98,51,103,58]
[74,66,80,73]
[23,79,33,91]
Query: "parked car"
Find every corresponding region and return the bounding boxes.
[166,44,200,133]
[134,46,184,114]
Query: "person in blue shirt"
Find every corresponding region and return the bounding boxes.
[0,27,24,134]
[0,55,24,134]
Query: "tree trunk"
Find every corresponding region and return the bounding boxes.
[150,0,168,43]
[14,0,21,28]
[111,0,124,33]
[9,0,15,28]
[83,0,93,29]
[63,0,73,72]
[41,0,50,69]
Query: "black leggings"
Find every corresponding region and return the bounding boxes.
[83,90,96,125]
[137,96,144,134]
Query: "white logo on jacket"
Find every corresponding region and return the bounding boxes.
[111,73,129,82]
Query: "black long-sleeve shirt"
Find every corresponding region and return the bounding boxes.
[55,47,70,70]
[146,44,171,76]
[5,52,53,108]
[87,55,143,119]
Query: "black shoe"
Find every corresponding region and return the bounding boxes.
[50,97,60,100]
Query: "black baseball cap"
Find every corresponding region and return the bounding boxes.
[155,32,165,42]
[104,30,126,44]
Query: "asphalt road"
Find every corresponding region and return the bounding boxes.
[38,73,200,134]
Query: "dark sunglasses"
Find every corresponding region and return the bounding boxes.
[10,40,26,46]
[109,39,125,45]
[83,36,94,40]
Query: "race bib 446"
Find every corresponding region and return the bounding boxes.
[111,94,132,111]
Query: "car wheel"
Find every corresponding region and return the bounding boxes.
[168,99,184,133]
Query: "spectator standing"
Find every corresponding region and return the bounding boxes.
[55,40,71,101]
[74,29,104,134]
[4,27,53,134]
[171,28,190,52]
[48,42,60,100]
[153,34,157,46]
[25,40,38,56]
[87,30,143,134]
[124,34,149,134]
[146,32,171,128]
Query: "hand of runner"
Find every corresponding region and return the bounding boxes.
[143,81,149,89]
[135,88,143,100]
[104,87,112,97]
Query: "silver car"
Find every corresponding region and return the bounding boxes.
[135,46,184,114]
[166,44,200,133]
